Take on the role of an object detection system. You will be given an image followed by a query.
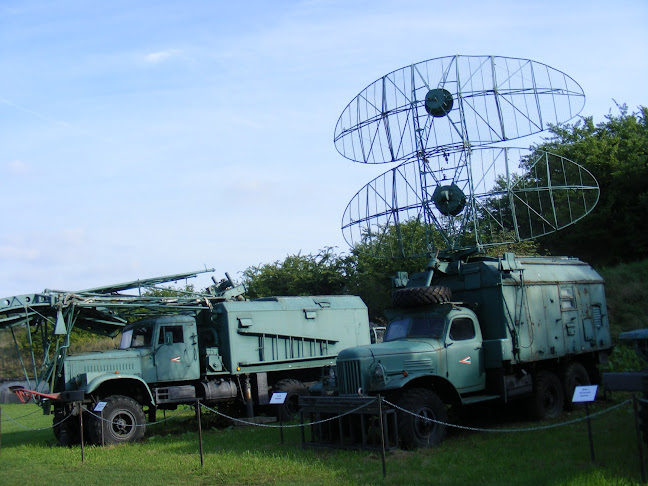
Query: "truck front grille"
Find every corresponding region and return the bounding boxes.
[337,360,363,395]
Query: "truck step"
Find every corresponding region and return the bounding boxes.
[461,394,500,405]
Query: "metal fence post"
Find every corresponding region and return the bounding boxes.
[196,399,204,468]
[378,395,387,478]
[633,395,646,483]
[79,403,85,464]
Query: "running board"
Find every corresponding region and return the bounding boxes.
[461,394,501,405]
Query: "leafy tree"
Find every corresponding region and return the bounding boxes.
[532,105,648,265]
[241,247,354,298]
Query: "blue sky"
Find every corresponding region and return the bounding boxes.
[1,0,647,296]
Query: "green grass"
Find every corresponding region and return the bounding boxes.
[0,398,644,486]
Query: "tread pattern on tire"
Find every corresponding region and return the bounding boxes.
[561,362,590,410]
[88,395,146,445]
[530,370,564,420]
[272,379,308,421]
[392,286,452,307]
[396,388,447,449]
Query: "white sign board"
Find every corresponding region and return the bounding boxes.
[572,385,598,403]
[269,392,288,404]
[94,401,108,412]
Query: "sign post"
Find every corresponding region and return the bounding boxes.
[572,385,598,463]
[94,401,107,446]
[270,392,288,444]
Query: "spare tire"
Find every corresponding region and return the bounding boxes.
[392,286,452,307]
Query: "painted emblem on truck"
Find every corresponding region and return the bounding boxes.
[170,356,181,363]
[459,356,471,364]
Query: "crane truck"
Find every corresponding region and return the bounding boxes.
[1,270,370,445]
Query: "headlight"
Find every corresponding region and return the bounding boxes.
[328,366,336,379]
[374,364,384,378]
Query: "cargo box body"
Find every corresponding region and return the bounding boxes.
[207,295,371,374]
[422,254,611,366]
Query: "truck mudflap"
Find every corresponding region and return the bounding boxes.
[298,395,398,451]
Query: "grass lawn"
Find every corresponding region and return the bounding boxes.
[0,395,644,486]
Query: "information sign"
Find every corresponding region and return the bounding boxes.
[572,385,598,403]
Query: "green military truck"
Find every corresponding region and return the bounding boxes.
[312,253,612,448]
[1,272,370,446]
[54,294,369,445]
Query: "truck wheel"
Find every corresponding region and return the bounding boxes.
[272,379,308,421]
[529,370,564,420]
[396,388,447,449]
[561,362,590,410]
[392,286,452,307]
[89,395,146,445]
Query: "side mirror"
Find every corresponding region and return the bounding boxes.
[165,331,173,345]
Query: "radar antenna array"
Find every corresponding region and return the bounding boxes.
[335,55,597,258]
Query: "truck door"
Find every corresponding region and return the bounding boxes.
[155,321,200,382]
[445,316,485,393]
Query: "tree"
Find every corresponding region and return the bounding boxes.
[241,247,354,298]
[532,105,648,265]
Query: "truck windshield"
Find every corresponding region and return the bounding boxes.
[119,325,154,349]
[384,314,446,341]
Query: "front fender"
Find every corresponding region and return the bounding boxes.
[369,371,461,404]
[83,374,155,404]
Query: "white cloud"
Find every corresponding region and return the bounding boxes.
[144,48,181,64]
[0,244,40,261]
[5,160,31,175]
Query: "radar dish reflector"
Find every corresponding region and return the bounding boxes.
[341,148,599,258]
[334,55,585,164]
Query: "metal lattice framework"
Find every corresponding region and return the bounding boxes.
[335,55,597,258]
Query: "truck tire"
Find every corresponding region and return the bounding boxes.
[392,286,452,307]
[88,395,146,445]
[272,379,308,421]
[561,362,590,411]
[529,370,564,420]
[396,388,447,449]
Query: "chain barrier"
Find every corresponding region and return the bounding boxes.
[2,409,73,431]
[1,403,192,431]
[383,398,633,433]
[0,408,40,421]
[1,398,634,435]
[82,404,193,428]
[199,399,379,429]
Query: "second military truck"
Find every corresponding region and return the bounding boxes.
[310,253,612,448]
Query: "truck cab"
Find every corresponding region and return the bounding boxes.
[119,315,200,382]
[335,305,484,398]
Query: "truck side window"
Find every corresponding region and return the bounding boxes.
[158,325,184,344]
[130,326,153,348]
[449,318,475,341]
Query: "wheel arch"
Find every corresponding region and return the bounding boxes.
[394,375,461,407]
[87,375,154,406]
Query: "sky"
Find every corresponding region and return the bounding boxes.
[1,0,647,297]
